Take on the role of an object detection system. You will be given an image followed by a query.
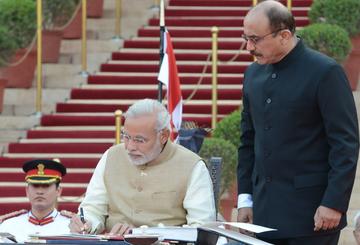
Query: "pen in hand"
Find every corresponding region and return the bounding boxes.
[79,207,86,234]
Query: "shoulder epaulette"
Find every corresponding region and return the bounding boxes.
[60,210,75,219]
[0,209,27,223]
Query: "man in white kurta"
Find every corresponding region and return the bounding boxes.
[70,99,216,235]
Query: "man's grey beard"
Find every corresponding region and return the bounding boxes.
[127,138,162,166]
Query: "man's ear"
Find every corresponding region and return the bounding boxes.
[56,185,63,197]
[280,29,292,44]
[25,185,29,198]
[160,129,170,144]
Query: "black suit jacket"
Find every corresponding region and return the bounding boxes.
[237,40,359,238]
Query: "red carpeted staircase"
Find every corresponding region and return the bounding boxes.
[0,0,313,216]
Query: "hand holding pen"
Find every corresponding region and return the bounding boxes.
[69,207,92,234]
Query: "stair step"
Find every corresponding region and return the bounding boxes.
[0,116,40,130]
[0,186,86,197]
[123,39,245,50]
[88,74,243,85]
[0,202,80,215]
[27,130,116,139]
[80,84,243,89]
[1,104,55,117]
[3,88,69,106]
[0,182,87,188]
[19,138,114,143]
[60,39,123,54]
[42,74,85,89]
[56,101,240,114]
[0,157,99,168]
[164,6,309,17]
[138,27,245,38]
[70,88,243,100]
[111,51,251,61]
[168,0,313,7]
[100,63,248,73]
[148,17,309,27]
[0,130,26,143]
[8,142,112,154]
[39,114,221,128]
[0,171,93,183]
[3,153,102,158]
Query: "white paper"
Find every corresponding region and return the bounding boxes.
[223,222,277,233]
[131,226,197,242]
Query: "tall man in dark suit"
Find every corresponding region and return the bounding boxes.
[236,1,359,244]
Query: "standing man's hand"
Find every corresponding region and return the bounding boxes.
[237,207,253,223]
[314,205,342,231]
[237,207,253,236]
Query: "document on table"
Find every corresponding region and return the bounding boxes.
[222,222,276,233]
[131,226,197,242]
[131,222,276,243]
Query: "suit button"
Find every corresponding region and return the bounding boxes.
[271,73,277,79]
[266,98,272,104]
[265,152,271,158]
[266,177,272,183]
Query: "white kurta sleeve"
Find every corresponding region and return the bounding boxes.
[183,160,216,225]
[80,150,109,233]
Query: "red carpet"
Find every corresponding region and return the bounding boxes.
[148,18,309,27]
[0,203,79,214]
[169,0,313,7]
[164,9,309,17]
[1,186,86,197]
[70,88,243,100]
[138,28,247,38]
[27,130,116,139]
[1,172,92,183]
[41,115,119,126]
[8,143,112,154]
[123,40,247,50]
[40,114,219,128]
[56,103,240,114]
[100,63,248,73]
[88,75,243,85]
[0,157,99,168]
[111,52,253,62]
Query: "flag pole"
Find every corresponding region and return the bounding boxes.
[158,0,165,102]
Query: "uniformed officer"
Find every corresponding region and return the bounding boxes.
[0,159,74,243]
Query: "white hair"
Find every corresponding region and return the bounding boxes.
[355,211,360,230]
[124,98,171,131]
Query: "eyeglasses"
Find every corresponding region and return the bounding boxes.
[121,131,150,145]
[242,29,285,45]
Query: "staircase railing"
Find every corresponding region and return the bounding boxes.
[211,27,219,131]
[115,110,123,145]
[36,0,43,115]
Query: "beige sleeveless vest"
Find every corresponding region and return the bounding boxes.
[104,140,201,231]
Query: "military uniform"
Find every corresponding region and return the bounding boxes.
[0,209,72,243]
[0,159,73,243]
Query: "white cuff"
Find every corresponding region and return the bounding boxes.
[237,193,253,209]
